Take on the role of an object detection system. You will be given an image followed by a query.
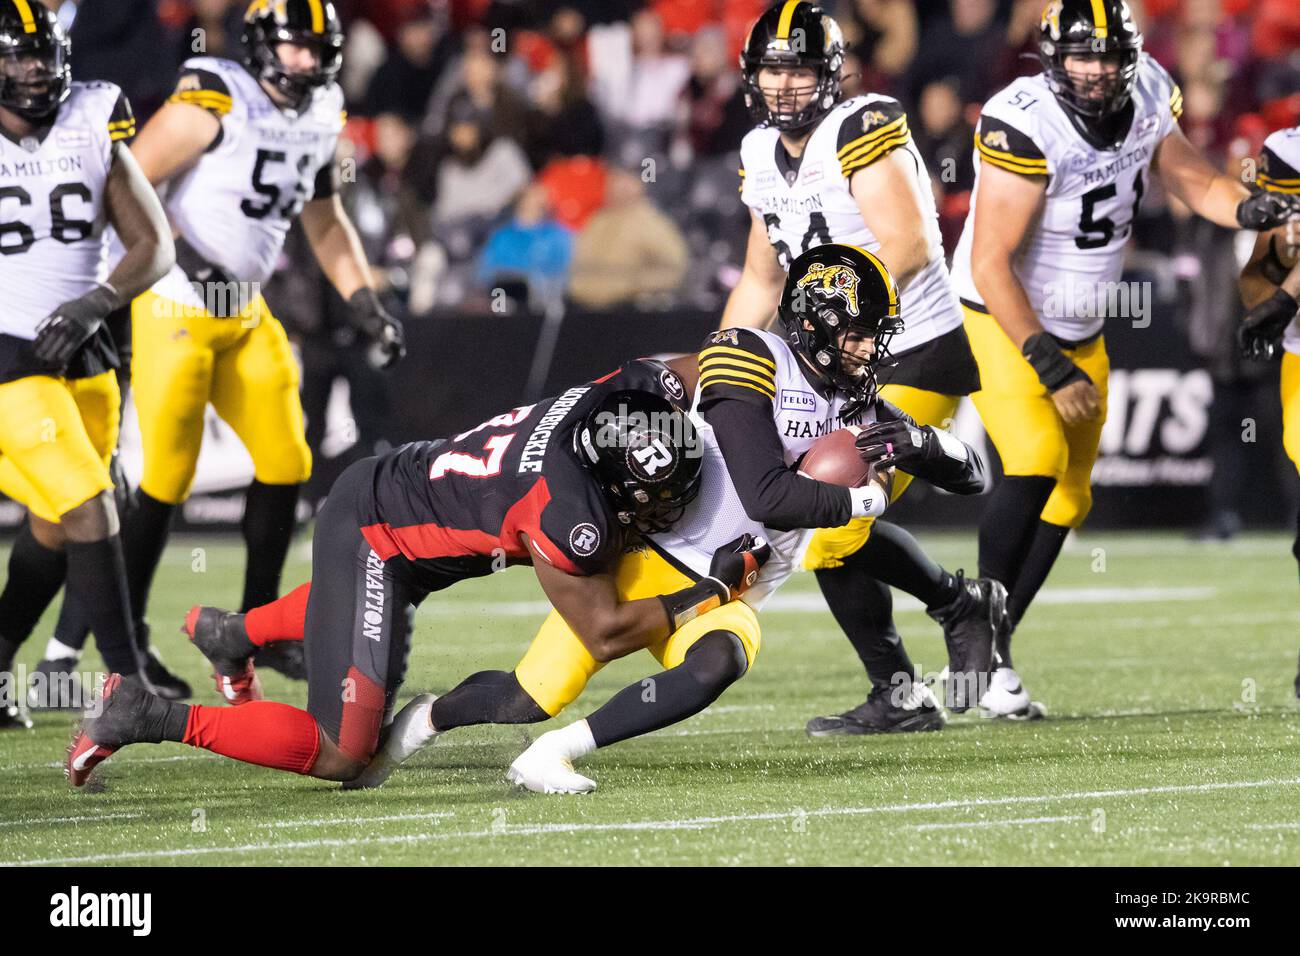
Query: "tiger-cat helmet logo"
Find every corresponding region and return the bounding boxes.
[796,262,861,317]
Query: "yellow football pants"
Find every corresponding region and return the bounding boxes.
[1283,351,1300,474]
[515,545,763,717]
[963,306,1110,529]
[132,289,311,504]
[802,383,960,571]
[0,371,119,523]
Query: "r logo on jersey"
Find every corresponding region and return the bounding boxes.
[569,523,601,557]
[796,262,861,317]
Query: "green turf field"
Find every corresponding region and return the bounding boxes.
[2,530,1299,866]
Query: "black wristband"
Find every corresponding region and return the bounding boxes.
[659,577,728,633]
[349,287,383,321]
[1022,332,1089,392]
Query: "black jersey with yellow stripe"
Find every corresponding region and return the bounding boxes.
[835,98,910,180]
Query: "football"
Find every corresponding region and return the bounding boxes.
[797,425,890,493]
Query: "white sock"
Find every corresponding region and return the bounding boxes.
[43,637,81,662]
[546,718,597,761]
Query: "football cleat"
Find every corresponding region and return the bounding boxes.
[927,573,1006,713]
[0,699,33,730]
[507,733,597,794]
[979,667,1047,720]
[254,641,307,681]
[184,606,261,705]
[66,673,154,786]
[137,625,192,700]
[28,657,84,711]
[806,681,946,736]
[343,693,440,790]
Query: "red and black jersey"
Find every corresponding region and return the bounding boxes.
[358,359,687,578]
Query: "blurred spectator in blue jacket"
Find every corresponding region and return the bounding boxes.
[477,183,574,311]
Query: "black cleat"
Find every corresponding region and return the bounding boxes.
[807,682,945,736]
[66,672,166,786]
[137,628,192,701]
[928,572,1006,713]
[0,700,33,730]
[28,657,84,711]
[183,606,261,704]
[254,641,307,681]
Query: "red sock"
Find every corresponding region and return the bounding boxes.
[183,701,321,774]
[243,582,310,646]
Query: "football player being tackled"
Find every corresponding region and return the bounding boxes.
[0,3,174,727]
[1236,124,1300,696]
[205,245,997,794]
[42,0,408,701]
[950,0,1300,714]
[67,367,768,785]
[723,2,996,734]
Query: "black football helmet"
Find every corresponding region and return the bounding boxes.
[0,1,70,123]
[740,1,845,134]
[778,244,902,402]
[575,389,703,534]
[241,0,343,111]
[1038,0,1142,127]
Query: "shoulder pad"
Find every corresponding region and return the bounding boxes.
[836,96,909,178]
[698,328,777,405]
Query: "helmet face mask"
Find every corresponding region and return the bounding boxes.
[575,390,703,535]
[740,2,844,134]
[1038,0,1142,128]
[242,0,344,111]
[778,245,903,404]
[0,7,70,123]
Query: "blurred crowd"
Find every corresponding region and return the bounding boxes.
[62,0,1300,318]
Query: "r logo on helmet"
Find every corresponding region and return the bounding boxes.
[796,262,861,317]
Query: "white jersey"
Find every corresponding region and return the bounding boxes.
[951,54,1182,340]
[648,327,876,610]
[0,81,129,340]
[1259,126,1300,354]
[154,56,344,300]
[739,94,962,354]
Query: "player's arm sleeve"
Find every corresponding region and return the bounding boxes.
[703,398,852,530]
[108,90,137,144]
[876,400,990,495]
[533,497,619,577]
[168,67,234,117]
[837,99,911,179]
[312,158,338,200]
[973,115,1049,179]
[1259,141,1300,195]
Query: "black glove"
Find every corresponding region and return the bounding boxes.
[707,532,771,600]
[1022,331,1091,392]
[1236,190,1300,231]
[660,533,770,632]
[856,418,941,472]
[33,284,121,367]
[348,287,406,370]
[1239,288,1298,361]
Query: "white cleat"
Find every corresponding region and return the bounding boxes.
[979,667,1047,720]
[343,693,440,790]
[507,734,597,794]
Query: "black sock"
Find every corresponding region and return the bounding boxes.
[977,475,1057,591]
[815,552,914,692]
[1007,521,1071,631]
[65,537,140,675]
[587,631,747,748]
[0,522,67,653]
[855,520,959,608]
[51,594,91,656]
[126,683,190,744]
[429,670,548,731]
[1292,505,1300,587]
[239,481,300,612]
[121,491,176,645]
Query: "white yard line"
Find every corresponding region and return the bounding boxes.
[268,811,454,829]
[8,776,1298,866]
[908,814,1085,832]
[0,812,143,828]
